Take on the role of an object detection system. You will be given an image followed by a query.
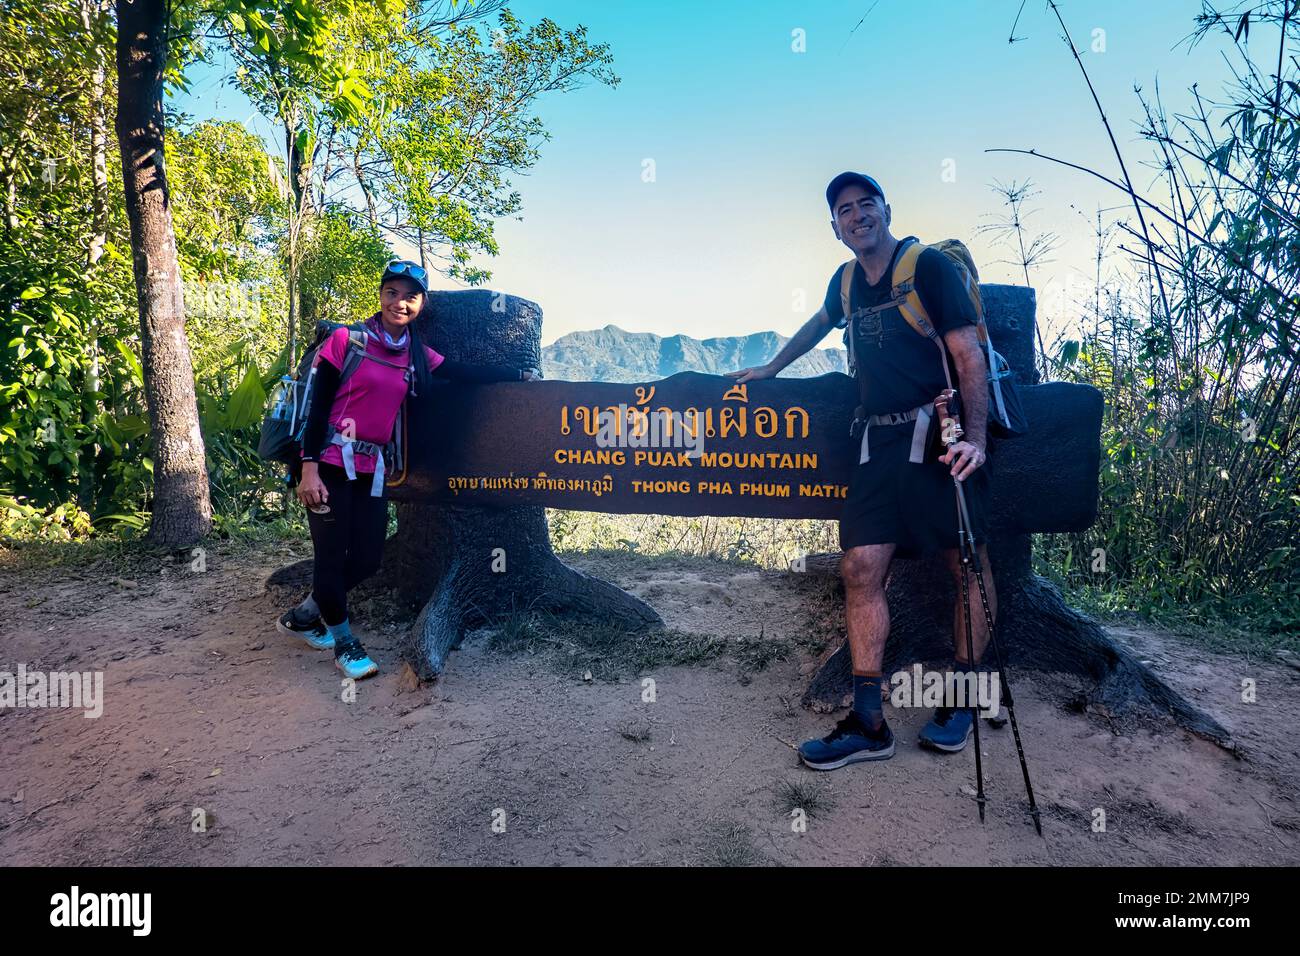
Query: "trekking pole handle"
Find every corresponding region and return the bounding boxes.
[934,388,964,447]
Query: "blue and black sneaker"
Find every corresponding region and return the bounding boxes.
[918,706,975,753]
[334,639,379,680]
[277,606,333,651]
[798,712,895,771]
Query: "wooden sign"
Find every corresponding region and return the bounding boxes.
[390,371,1103,536]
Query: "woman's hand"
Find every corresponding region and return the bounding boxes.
[297,462,329,509]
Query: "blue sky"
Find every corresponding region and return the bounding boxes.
[180,1,1242,345]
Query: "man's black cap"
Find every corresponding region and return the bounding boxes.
[826,172,885,213]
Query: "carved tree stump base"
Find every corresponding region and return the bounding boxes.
[380,501,660,679]
[797,539,1233,750]
[265,501,661,680]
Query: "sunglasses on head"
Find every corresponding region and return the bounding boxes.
[383,260,428,284]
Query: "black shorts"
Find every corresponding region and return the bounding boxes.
[838,419,992,558]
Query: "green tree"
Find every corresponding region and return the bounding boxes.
[298,208,391,326]
[167,119,288,374]
[112,0,374,548]
[1,0,140,524]
[222,0,401,358]
[1031,0,1300,626]
[115,0,214,548]
[331,6,618,282]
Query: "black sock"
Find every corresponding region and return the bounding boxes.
[852,672,884,730]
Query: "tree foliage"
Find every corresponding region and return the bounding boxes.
[1037,0,1300,629]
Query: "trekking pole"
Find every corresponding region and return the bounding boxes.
[935,389,986,825]
[935,389,1043,836]
[954,503,988,824]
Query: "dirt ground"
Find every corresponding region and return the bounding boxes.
[2,541,1298,867]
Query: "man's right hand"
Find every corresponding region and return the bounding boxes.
[727,364,776,384]
[297,462,329,509]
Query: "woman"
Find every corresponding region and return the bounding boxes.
[277,260,538,679]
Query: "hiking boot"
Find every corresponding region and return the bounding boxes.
[798,712,895,770]
[277,606,333,651]
[334,639,379,680]
[919,706,975,753]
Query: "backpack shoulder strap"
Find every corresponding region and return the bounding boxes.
[891,238,957,391]
[838,260,855,324]
[338,323,370,385]
[890,238,938,340]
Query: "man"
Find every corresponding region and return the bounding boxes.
[730,172,997,769]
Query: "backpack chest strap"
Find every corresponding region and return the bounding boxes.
[341,330,415,392]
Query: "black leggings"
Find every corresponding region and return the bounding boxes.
[305,463,388,626]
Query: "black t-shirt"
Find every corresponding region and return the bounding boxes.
[823,240,978,415]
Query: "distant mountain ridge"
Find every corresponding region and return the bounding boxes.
[541,324,847,383]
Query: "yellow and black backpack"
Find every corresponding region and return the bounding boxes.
[838,236,1026,437]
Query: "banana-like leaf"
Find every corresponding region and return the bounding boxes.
[113,339,143,386]
[226,362,267,430]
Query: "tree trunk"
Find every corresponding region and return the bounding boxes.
[85,0,110,269]
[355,148,376,231]
[284,120,299,359]
[79,0,110,513]
[283,106,314,359]
[115,0,211,548]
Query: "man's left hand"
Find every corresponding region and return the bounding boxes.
[939,440,986,482]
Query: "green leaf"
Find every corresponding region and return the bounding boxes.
[113,339,144,385]
[225,363,267,430]
[116,414,150,441]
